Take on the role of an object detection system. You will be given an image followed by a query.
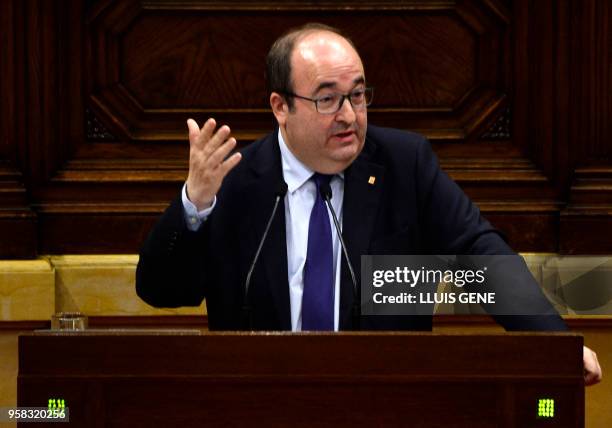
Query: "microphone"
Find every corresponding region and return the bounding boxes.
[319,180,360,330]
[242,181,288,330]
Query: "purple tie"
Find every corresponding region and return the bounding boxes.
[302,173,334,331]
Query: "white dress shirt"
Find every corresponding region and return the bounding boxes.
[182,129,344,331]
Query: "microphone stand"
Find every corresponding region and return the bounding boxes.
[242,182,288,330]
[320,182,360,330]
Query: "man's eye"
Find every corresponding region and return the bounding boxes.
[318,95,336,104]
[351,89,365,98]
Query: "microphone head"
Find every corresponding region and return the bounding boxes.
[276,181,288,198]
[319,181,332,200]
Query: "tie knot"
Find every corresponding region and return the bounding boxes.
[312,173,332,188]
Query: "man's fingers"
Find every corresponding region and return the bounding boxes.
[202,124,231,158]
[585,372,600,386]
[190,118,217,151]
[206,137,237,169]
[188,118,233,162]
[187,119,201,146]
[218,152,242,177]
[187,118,216,149]
[186,117,233,161]
[200,118,216,143]
[584,365,602,386]
[583,346,603,386]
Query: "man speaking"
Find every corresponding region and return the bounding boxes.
[136,23,600,384]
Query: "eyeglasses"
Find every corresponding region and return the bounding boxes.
[283,87,374,114]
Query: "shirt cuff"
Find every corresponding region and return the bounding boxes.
[181,183,216,231]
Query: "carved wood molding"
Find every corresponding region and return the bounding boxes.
[86,0,511,142]
[480,106,511,140]
[560,169,612,254]
[140,0,458,12]
[566,168,612,207]
[86,108,116,141]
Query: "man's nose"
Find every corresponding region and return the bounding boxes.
[336,97,356,123]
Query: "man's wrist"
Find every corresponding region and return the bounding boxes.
[181,183,216,231]
[185,184,213,211]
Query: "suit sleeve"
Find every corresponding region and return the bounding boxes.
[135,194,208,308]
[415,138,567,331]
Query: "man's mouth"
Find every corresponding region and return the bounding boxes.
[333,130,355,140]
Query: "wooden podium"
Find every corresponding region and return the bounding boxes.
[18,332,584,427]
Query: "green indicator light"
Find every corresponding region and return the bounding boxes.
[537,398,555,418]
[48,398,66,410]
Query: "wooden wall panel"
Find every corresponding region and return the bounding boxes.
[86,0,509,142]
[0,0,611,256]
[561,0,612,253]
[0,0,36,258]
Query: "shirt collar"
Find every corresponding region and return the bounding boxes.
[277,129,344,194]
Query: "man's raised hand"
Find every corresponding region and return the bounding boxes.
[185,118,242,211]
[583,345,602,386]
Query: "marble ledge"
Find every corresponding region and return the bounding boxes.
[0,256,205,321]
[2,254,612,321]
[0,259,54,321]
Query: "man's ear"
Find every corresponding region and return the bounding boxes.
[270,92,288,126]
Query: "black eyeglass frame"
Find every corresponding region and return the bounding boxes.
[282,87,374,114]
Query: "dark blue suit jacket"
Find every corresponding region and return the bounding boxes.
[136,125,567,331]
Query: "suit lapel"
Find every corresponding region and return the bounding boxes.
[340,136,385,328]
[245,132,292,330]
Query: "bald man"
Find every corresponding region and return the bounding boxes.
[136,23,601,385]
